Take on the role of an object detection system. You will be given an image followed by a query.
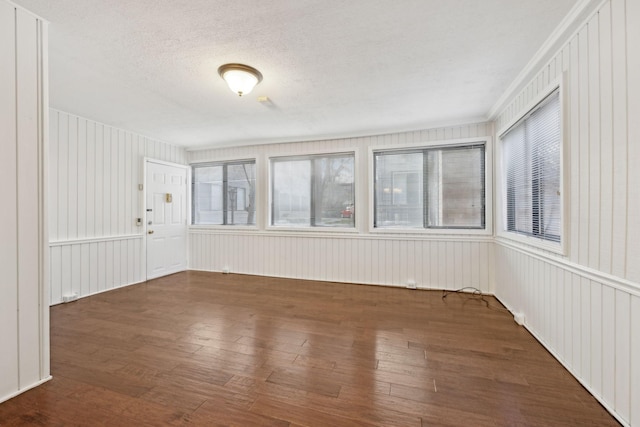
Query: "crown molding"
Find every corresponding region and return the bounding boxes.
[487,0,605,121]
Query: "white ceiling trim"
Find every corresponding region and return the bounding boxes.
[7,0,47,21]
[487,0,605,120]
[186,115,491,152]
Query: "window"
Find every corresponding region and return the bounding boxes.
[192,160,256,225]
[502,89,561,242]
[271,153,355,228]
[374,144,485,229]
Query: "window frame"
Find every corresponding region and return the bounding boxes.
[267,150,359,233]
[190,158,258,229]
[496,77,567,254]
[368,137,493,235]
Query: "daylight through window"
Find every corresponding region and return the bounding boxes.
[374,144,486,229]
[271,153,355,228]
[192,160,256,225]
[502,89,561,243]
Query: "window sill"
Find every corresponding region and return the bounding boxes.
[188,227,495,242]
[368,227,491,237]
[190,225,259,231]
[265,226,359,234]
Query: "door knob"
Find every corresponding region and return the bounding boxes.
[148,230,154,234]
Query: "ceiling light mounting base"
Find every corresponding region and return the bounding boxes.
[218,63,263,97]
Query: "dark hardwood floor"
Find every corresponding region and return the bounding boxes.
[0,271,619,426]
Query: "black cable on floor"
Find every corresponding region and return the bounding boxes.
[441,286,510,313]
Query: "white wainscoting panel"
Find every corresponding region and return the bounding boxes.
[190,231,494,292]
[495,241,639,426]
[49,236,143,305]
[0,0,50,404]
[48,110,187,305]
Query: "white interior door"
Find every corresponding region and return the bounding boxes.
[146,160,188,280]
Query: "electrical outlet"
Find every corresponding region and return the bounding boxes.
[222,267,230,274]
[514,312,525,325]
[406,280,417,289]
[62,293,78,303]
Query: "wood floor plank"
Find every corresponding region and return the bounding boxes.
[188,399,290,427]
[265,367,342,397]
[250,396,387,427]
[0,271,619,426]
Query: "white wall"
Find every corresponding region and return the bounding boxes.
[48,110,187,305]
[0,1,50,403]
[493,0,640,425]
[189,124,495,292]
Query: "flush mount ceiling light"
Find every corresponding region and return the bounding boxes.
[218,63,263,97]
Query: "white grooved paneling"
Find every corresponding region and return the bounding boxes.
[0,0,50,404]
[609,0,628,280]
[626,0,640,284]
[599,1,613,275]
[631,296,640,426]
[50,109,186,243]
[48,110,187,304]
[494,242,639,426]
[587,15,600,271]
[602,284,616,407]
[590,281,603,397]
[629,0,640,420]
[0,0,19,399]
[189,232,493,292]
[68,116,78,240]
[494,1,639,425]
[615,289,631,422]
[49,111,58,241]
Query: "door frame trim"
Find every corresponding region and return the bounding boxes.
[143,157,190,280]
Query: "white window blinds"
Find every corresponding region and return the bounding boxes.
[502,89,561,242]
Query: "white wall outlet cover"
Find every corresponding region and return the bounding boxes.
[514,312,525,326]
[62,293,78,303]
[406,280,417,289]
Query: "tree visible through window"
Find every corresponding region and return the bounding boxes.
[192,160,256,225]
[271,153,355,227]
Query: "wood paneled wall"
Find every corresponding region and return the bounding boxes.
[495,243,639,425]
[0,1,50,404]
[493,0,640,425]
[188,124,495,292]
[190,232,494,291]
[48,110,186,305]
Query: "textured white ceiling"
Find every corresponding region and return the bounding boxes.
[14,0,578,148]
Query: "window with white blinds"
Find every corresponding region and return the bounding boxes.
[502,89,561,243]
